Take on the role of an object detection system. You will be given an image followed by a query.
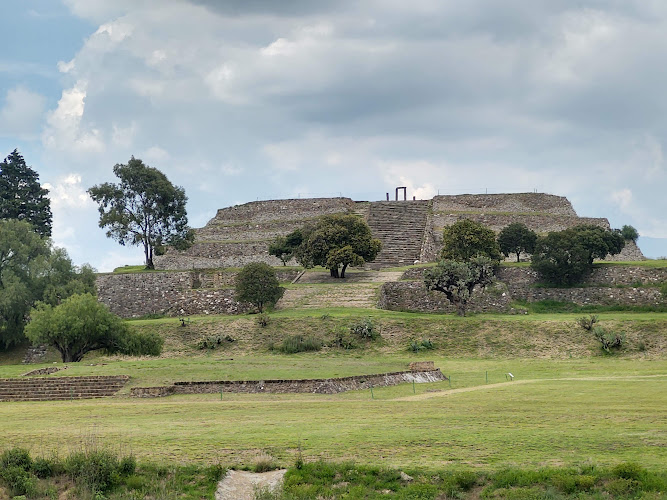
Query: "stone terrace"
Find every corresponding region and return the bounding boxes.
[0,376,129,401]
[155,198,356,270]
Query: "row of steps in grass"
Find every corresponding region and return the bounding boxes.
[366,200,431,268]
[0,375,129,401]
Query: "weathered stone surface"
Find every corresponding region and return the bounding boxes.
[385,265,667,312]
[432,193,577,216]
[96,269,298,318]
[130,370,446,397]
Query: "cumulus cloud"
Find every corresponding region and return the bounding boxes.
[23,0,667,267]
[0,87,47,139]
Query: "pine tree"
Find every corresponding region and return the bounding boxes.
[0,149,52,237]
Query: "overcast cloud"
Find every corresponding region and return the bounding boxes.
[2,0,667,269]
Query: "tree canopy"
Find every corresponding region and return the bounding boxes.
[25,293,163,362]
[235,262,284,312]
[621,225,639,242]
[88,157,193,269]
[531,225,625,285]
[282,214,381,278]
[497,222,537,262]
[424,256,495,316]
[441,219,501,262]
[268,230,304,266]
[0,149,52,237]
[0,220,97,349]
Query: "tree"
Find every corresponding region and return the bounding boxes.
[0,149,52,237]
[88,157,194,269]
[0,220,97,349]
[531,231,590,285]
[268,230,304,266]
[287,214,382,278]
[441,219,501,262]
[25,293,163,362]
[497,222,537,262]
[530,226,624,285]
[235,262,285,312]
[621,225,639,242]
[424,256,495,316]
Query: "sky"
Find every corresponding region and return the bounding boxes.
[2,0,667,271]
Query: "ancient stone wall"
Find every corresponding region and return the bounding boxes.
[432,193,577,216]
[130,369,446,398]
[97,269,298,318]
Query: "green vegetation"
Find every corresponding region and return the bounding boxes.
[424,256,495,316]
[25,293,162,362]
[0,220,96,349]
[235,262,285,312]
[0,149,52,237]
[531,225,625,285]
[277,214,382,278]
[0,447,221,499]
[621,224,639,242]
[497,222,537,262]
[441,219,501,262]
[88,156,194,269]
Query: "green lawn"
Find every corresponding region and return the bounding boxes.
[1,365,664,470]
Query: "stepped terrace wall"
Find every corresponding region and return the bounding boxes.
[130,369,446,397]
[155,198,356,270]
[382,265,667,313]
[432,193,577,216]
[97,269,298,318]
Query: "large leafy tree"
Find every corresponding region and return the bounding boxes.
[441,219,501,262]
[25,293,163,362]
[235,262,284,312]
[531,225,625,285]
[497,222,538,262]
[424,256,495,316]
[284,214,381,278]
[0,149,52,237]
[88,157,194,269]
[0,220,96,349]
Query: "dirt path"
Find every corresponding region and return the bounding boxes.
[394,374,667,401]
[216,469,287,500]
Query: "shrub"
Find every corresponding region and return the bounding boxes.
[329,331,356,350]
[593,326,624,353]
[279,335,322,354]
[65,450,121,492]
[256,313,270,328]
[119,330,164,357]
[612,462,644,481]
[1,447,32,470]
[119,455,137,476]
[576,314,599,331]
[235,262,284,312]
[409,338,435,352]
[350,318,379,340]
[31,457,54,478]
[0,466,37,497]
[197,334,235,350]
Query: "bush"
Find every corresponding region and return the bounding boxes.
[65,450,121,492]
[197,334,235,350]
[409,338,435,352]
[612,462,644,481]
[256,313,270,328]
[1,447,32,470]
[235,262,284,312]
[119,455,137,476]
[593,326,624,353]
[350,318,379,340]
[329,331,356,350]
[577,314,599,331]
[0,466,37,497]
[118,330,164,357]
[31,457,54,478]
[279,335,322,354]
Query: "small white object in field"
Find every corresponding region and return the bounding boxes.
[507,372,514,381]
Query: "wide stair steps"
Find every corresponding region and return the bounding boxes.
[366,201,430,268]
[0,375,129,402]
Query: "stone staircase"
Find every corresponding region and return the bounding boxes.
[0,375,129,402]
[366,201,430,268]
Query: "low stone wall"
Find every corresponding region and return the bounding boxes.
[97,269,298,318]
[433,193,577,216]
[378,281,512,313]
[387,265,667,312]
[209,198,356,224]
[129,370,446,397]
[22,366,64,377]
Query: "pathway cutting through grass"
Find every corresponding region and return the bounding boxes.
[215,469,287,500]
[394,373,667,401]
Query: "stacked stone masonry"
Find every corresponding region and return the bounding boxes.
[154,193,643,271]
[130,370,446,398]
[380,265,667,313]
[97,269,298,318]
[0,376,129,401]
